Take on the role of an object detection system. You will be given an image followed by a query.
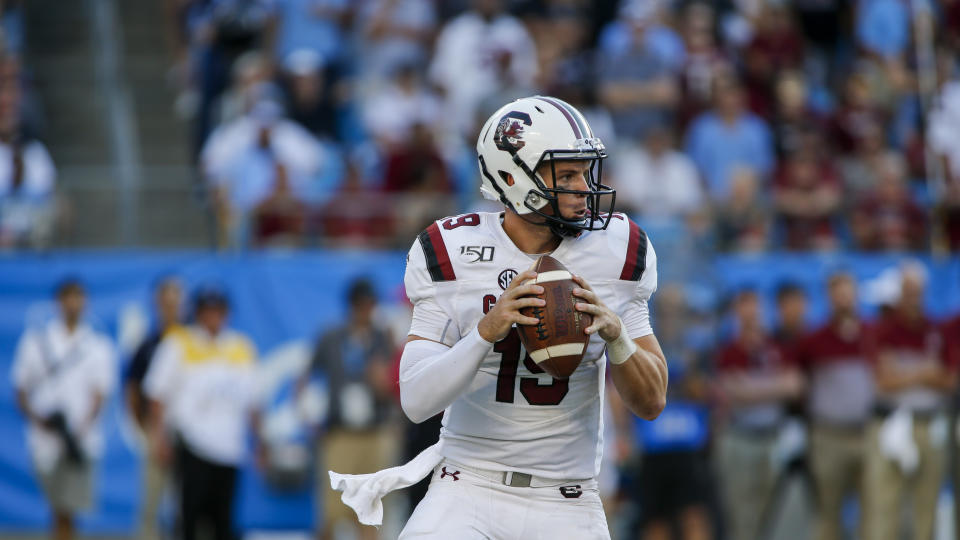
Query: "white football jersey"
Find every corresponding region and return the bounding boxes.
[404,211,657,480]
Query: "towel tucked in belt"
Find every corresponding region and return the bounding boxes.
[328,441,443,527]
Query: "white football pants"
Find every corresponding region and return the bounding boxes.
[399,460,610,539]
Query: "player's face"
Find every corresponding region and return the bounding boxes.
[538,160,591,221]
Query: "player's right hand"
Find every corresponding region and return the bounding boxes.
[477,270,545,343]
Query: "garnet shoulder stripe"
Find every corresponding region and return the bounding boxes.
[619,219,648,281]
[418,223,456,282]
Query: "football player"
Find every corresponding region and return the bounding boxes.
[332,96,668,539]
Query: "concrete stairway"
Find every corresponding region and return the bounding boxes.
[24,0,211,247]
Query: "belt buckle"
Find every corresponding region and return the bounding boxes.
[503,471,532,488]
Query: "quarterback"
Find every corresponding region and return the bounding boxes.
[330,96,667,539]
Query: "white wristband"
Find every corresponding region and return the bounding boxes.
[606,317,637,365]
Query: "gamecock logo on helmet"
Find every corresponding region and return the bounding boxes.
[494,111,532,154]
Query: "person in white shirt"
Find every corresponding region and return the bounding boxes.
[144,287,260,540]
[11,278,115,540]
[428,0,537,138]
[201,90,328,247]
[612,126,705,221]
[363,64,442,149]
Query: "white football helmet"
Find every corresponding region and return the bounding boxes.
[476,96,616,236]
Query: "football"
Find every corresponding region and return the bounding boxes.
[517,255,592,379]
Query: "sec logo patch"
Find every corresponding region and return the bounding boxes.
[498,269,518,290]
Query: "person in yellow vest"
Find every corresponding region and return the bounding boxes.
[144,286,260,540]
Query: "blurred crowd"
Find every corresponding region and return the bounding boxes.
[156,0,960,252]
[12,261,960,540]
[0,1,59,251]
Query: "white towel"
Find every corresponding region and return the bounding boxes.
[879,408,918,475]
[328,441,443,526]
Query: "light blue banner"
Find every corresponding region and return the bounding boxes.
[0,250,957,533]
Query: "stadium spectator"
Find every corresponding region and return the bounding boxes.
[11,279,115,540]
[123,277,184,540]
[742,2,805,119]
[856,0,911,61]
[715,167,770,252]
[685,73,775,201]
[941,172,960,252]
[946,0,960,52]
[145,286,261,540]
[828,72,886,156]
[252,162,308,247]
[362,63,441,149]
[770,70,823,158]
[597,2,678,143]
[611,125,705,221]
[676,3,728,130]
[714,288,804,540]
[532,4,592,98]
[796,272,875,540]
[307,278,396,540]
[212,51,273,128]
[381,122,454,243]
[850,152,927,251]
[927,66,960,251]
[718,0,765,50]
[793,0,844,54]
[475,47,539,128]
[268,0,352,67]
[631,284,713,540]
[944,311,960,373]
[0,0,23,53]
[597,0,685,72]
[201,90,328,247]
[358,0,437,85]
[280,49,340,141]
[862,263,956,540]
[772,133,842,251]
[189,0,274,156]
[429,0,537,138]
[315,162,395,247]
[837,117,888,202]
[0,69,56,250]
[772,282,809,365]
[0,52,45,144]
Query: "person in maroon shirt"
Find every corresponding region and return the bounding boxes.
[862,263,956,540]
[715,289,804,540]
[743,3,805,119]
[676,3,730,131]
[943,312,960,370]
[773,133,842,251]
[828,73,886,156]
[850,153,927,252]
[796,272,875,540]
[772,282,808,365]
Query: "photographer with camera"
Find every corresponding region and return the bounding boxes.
[10,278,116,540]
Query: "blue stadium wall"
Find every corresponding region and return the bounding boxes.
[0,250,957,533]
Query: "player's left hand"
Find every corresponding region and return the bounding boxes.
[571,275,621,342]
